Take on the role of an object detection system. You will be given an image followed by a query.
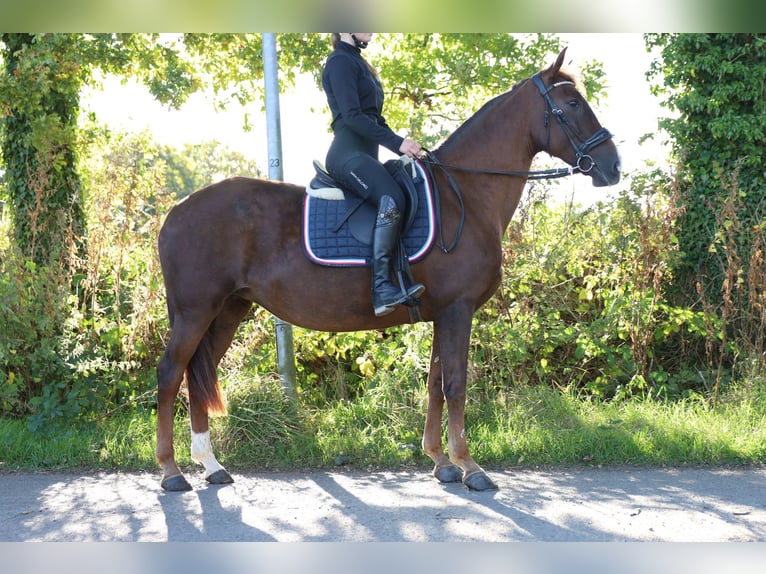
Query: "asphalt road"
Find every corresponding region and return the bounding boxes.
[2,465,766,542]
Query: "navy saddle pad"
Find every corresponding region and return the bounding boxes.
[302,160,437,267]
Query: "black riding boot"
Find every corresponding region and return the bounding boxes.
[372,196,426,317]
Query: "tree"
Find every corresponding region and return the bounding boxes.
[2,33,603,264]
[646,34,766,291]
[159,140,264,199]
[646,33,766,388]
[1,34,85,266]
[0,33,200,265]
[371,33,566,146]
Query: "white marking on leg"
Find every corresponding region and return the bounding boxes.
[190,430,225,478]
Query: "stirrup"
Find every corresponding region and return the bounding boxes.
[373,283,410,317]
[405,283,425,299]
[374,302,398,317]
[396,266,425,301]
[374,297,408,317]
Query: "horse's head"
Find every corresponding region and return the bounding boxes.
[533,48,621,187]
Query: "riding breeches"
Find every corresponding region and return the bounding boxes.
[325,128,406,212]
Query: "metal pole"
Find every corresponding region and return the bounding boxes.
[263,33,297,401]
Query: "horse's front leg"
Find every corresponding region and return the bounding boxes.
[436,306,498,491]
[422,329,462,484]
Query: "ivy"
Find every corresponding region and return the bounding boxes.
[646,34,766,295]
[0,34,85,266]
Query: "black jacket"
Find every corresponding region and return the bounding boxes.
[321,41,403,154]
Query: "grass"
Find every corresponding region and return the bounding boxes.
[467,385,766,467]
[2,375,766,475]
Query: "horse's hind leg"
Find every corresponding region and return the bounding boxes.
[188,297,252,485]
[422,330,462,484]
[156,313,210,491]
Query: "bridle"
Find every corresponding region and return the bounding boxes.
[422,72,614,179]
[530,73,613,176]
[420,72,614,254]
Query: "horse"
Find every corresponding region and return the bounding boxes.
[155,48,621,492]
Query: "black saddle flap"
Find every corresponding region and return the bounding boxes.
[383,158,419,233]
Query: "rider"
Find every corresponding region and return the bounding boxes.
[321,33,426,317]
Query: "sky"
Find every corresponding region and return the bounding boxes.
[81,33,670,203]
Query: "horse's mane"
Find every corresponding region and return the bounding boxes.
[436,68,577,154]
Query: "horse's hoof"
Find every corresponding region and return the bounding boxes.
[434,464,463,483]
[161,474,193,491]
[463,471,499,491]
[206,469,234,485]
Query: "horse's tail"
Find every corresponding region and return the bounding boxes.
[186,331,227,417]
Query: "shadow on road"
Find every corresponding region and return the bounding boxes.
[1,466,765,542]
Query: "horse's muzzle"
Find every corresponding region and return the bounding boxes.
[591,157,621,187]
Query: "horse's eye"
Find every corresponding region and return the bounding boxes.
[567,99,581,109]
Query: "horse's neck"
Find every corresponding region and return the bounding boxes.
[437,96,537,232]
[442,92,536,171]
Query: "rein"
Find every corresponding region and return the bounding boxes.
[420,156,575,181]
[420,150,466,254]
[420,150,574,255]
[419,72,614,254]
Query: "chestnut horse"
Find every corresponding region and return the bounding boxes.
[155,49,621,491]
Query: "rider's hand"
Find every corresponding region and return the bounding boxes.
[399,138,424,159]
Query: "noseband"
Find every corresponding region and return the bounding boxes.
[531,73,613,175]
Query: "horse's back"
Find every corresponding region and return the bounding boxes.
[163,177,302,231]
[158,177,305,301]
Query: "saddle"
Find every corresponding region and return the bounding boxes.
[302,157,435,269]
[307,157,421,245]
[302,157,436,323]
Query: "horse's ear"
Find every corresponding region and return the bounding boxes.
[554,47,567,72]
[542,47,568,81]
